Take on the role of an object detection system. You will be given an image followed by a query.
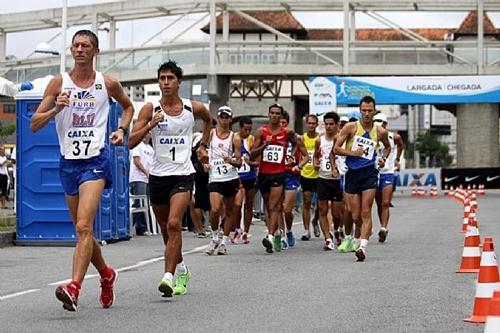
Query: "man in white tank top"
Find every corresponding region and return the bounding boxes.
[30,30,134,312]
[204,106,242,255]
[129,61,212,298]
[373,113,405,243]
[313,112,343,251]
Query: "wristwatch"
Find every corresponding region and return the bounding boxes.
[118,126,128,136]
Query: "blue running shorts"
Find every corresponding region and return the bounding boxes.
[59,148,112,196]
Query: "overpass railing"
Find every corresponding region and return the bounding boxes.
[1,40,499,83]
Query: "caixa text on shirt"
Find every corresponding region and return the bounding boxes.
[66,129,96,138]
[158,137,185,145]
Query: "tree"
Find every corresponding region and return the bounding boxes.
[0,122,16,144]
[415,131,452,167]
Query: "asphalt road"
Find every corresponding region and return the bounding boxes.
[1,192,499,333]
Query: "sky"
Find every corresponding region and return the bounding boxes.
[1,0,500,58]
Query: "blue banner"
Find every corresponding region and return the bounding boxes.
[310,76,500,105]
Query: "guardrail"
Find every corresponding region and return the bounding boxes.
[1,40,499,83]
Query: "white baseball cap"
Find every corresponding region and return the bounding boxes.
[373,113,387,123]
[217,105,233,117]
[340,116,349,123]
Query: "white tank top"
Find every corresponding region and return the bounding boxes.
[149,99,195,176]
[208,128,239,183]
[56,71,109,159]
[319,135,339,180]
[379,131,396,174]
[337,141,349,176]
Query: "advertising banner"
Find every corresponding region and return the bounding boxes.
[441,167,500,189]
[395,168,441,190]
[309,76,500,105]
[308,76,337,116]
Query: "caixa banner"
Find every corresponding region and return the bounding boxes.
[395,168,440,189]
[441,168,500,189]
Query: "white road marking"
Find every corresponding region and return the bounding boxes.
[0,289,40,301]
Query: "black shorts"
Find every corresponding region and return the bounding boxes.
[317,178,343,202]
[208,178,240,198]
[344,166,379,194]
[257,173,285,194]
[149,174,194,205]
[240,178,257,191]
[194,172,210,211]
[300,176,317,193]
[0,174,7,196]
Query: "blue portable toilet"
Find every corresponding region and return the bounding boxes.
[15,86,130,245]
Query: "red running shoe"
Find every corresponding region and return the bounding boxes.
[55,282,79,312]
[99,268,117,309]
[241,232,250,244]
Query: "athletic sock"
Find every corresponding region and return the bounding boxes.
[221,235,229,245]
[360,238,368,249]
[98,265,113,278]
[163,272,173,281]
[176,261,187,275]
[212,229,219,242]
[69,280,81,290]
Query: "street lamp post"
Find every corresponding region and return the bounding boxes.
[60,0,68,73]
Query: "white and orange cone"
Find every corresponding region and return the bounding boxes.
[457,221,481,273]
[478,184,486,196]
[430,186,438,198]
[411,186,417,197]
[464,237,500,323]
[470,192,478,213]
[462,198,471,233]
[484,290,500,333]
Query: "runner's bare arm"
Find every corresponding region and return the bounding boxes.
[30,76,65,132]
[105,76,134,145]
[394,133,405,171]
[313,137,321,170]
[289,129,308,157]
[192,101,212,164]
[192,101,212,145]
[247,136,260,167]
[133,156,149,178]
[292,134,309,169]
[250,128,267,159]
[128,103,154,149]
[377,127,391,168]
[334,122,362,157]
[226,133,242,168]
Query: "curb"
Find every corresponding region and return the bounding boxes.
[0,231,15,248]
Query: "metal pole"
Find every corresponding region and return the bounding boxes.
[222,6,229,64]
[343,0,350,74]
[60,0,67,73]
[209,0,216,75]
[477,0,484,74]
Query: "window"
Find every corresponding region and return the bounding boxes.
[3,103,15,113]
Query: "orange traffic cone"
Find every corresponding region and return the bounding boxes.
[484,291,500,333]
[468,215,482,248]
[457,222,481,273]
[444,185,449,196]
[462,198,471,233]
[448,186,454,198]
[470,192,478,213]
[464,237,500,323]
[430,186,438,198]
[411,186,417,197]
[478,184,486,196]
